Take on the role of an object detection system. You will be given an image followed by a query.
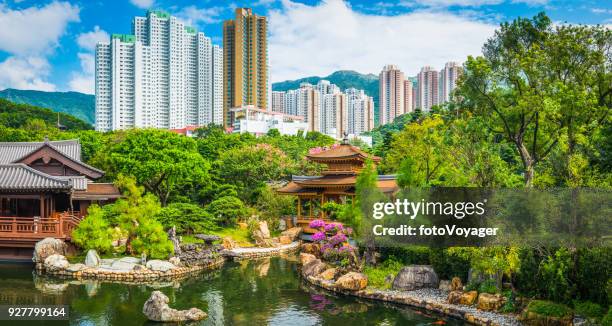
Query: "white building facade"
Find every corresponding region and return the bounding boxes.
[95,10,223,131]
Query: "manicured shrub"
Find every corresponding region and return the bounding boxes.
[72,205,114,254]
[538,248,574,304]
[573,301,604,320]
[525,300,573,318]
[479,279,500,294]
[364,256,403,289]
[465,281,480,292]
[205,195,248,226]
[155,203,218,234]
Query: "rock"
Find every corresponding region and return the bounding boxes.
[447,290,463,304]
[523,311,573,326]
[167,226,181,255]
[302,259,327,278]
[392,265,439,291]
[143,291,207,322]
[335,272,368,291]
[281,227,302,241]
[258,221,271,239]
[194,234,221,244]
[118,257,142,264]
[278,219,287,231]
[439,280,452,291]
[43,254,69,272]
[477,293,505,311]
[318,268,338,281]
[279,235,292,245]
[66,263,87,272]
[222,237,237,250]
[33,238,67,264]
[252,230,274,247]
[300,253,316,265]
[85,249,101,267]
[301,243,320,256]
[110,260,139,271]
[459,291,478,305]
[146,260,177,272]
[451,277,463,291]
[133,264,146,271]
[169,257,181,266]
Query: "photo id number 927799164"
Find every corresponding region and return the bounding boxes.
[0,305,69,320]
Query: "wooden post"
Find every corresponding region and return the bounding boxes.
[297,197,301,219]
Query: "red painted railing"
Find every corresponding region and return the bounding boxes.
[0,211,82,240]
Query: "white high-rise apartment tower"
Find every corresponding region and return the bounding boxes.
[345,88,374,135]
[95,10,223,131]
[439,61,462,103]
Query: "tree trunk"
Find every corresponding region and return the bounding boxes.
[517,142,535,187]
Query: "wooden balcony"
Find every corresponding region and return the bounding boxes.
[0,211,82,247]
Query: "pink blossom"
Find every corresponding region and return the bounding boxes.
[312,231,326,242]
[309,219,326,229]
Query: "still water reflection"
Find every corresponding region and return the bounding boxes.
[0,256,468,325]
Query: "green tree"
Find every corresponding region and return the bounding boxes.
[155,203,218,234]
[215,143,294,203]
[456,13,611,186]
[93,129,210,206]
[71,205,114,253]
[205,195,248,227]
[111,175,173,258]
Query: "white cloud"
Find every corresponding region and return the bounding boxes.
[130,0,154,9]
[76,25,109,51]
[0,56,56,91]
[69,26,105,94]
[0,1,79,55]
[400,0,503,7]
[268,0,497,82]
[175,5,224,27]
[0,2,79,91]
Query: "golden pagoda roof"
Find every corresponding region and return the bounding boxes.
[306,144,381,163]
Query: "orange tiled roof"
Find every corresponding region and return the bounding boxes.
[307,144,381,162]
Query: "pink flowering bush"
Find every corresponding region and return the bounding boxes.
[309,220,358,268]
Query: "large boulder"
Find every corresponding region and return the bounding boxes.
[451,277,463,291]
[66,263,87,272]
[146,260,177,272]
[392,265,439,291]
[252,230,274,247]
[194,234,220,244]
[85,249,101,267]
[301,243,320,256]
[459,291,479,305]
[109,260,139,271]
[33,238,67,264]
[302,259,327,278]
[222,237,237,250]
[477,293,505,311]
[335,272,368,291]
[281,227,302,241]
[143,291,207,322]
[447,290,463,304]
[44,254,69,272]
[258,221,271,239]
[300,253,316,265]
[279,236,292,245]
[318,268,338,281]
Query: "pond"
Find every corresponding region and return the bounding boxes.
[0,256,469,325]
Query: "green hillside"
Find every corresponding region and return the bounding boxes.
[0,88,95,125]
[0,98,93,130]
[273,70,380,122]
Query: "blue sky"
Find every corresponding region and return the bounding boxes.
[0,0,610,94]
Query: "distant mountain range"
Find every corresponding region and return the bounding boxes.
[273,70,380,121]
[1,70,382,127]
[0,89,95,125]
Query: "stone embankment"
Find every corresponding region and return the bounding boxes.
[298,252,522,326]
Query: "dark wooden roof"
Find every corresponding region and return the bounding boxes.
[307,144,381,162]
[0,164,72,191]
[0,139,81,164]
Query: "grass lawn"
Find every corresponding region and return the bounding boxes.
[210,227,254,247]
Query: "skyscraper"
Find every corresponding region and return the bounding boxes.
[271,91,285,113]
[95,10,223,132]
[379,65,405,125]
[322,93,347,139]
[223,8,268,126]
[440,61,462,103]
[417,66,439,112]
[404,79,414,114]
[346,88,374,135]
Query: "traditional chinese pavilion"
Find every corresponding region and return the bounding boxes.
[277,139,398,232]
[0,139,121,259]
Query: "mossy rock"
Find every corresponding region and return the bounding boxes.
[522,300,573,326]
